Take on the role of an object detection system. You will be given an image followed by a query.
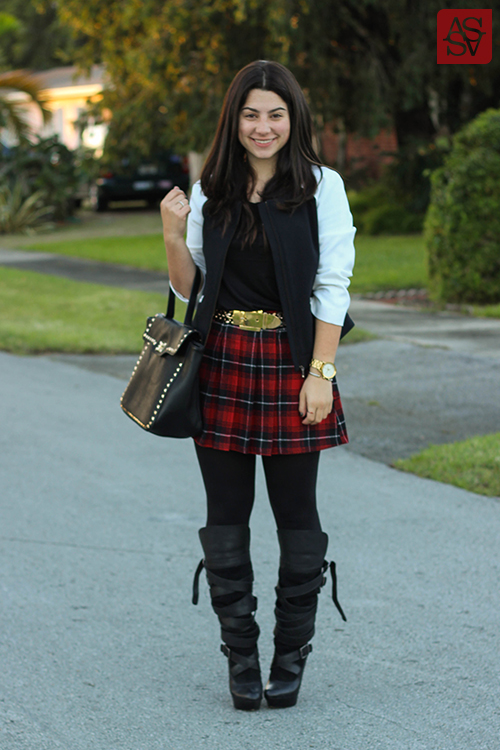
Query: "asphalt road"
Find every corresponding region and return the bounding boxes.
[1,350,499,750]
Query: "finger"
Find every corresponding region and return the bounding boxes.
[308,403,328,425]
[163,196,190,218]
[313,412,327,425]
[170,185,186,197]
[298,389,307,419]
[302,408,316,425]
[170,195,189,210]
[162,187,188,208]
[162,186,183,201]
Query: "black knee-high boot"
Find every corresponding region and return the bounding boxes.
[264,529,346,708]
[192,525,262,710]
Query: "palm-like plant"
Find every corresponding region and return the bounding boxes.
[0,70,51,142]
[0,179,54,234]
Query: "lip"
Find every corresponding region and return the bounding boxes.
[250,137,277,148]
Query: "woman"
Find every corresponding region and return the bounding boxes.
[160,60,355,711]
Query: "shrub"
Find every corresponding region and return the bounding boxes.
[0,136,82,221]
[0,179,54,234]
[425,109,500,304]
[348,183,424,235]
[362,204,424,235]
[347,138,450,235]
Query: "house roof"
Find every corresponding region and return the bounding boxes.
[30,65,105,91]
[1,65,106,103]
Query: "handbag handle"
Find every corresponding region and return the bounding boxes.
[166,266,202,325]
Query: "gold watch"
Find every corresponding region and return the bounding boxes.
[310,358,337,381]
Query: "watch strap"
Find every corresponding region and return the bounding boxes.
[309,359,337,381]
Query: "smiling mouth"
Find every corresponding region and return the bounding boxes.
[251,138,277,145]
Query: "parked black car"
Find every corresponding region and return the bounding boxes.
[95,152,190,210]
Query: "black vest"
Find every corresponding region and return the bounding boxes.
[194,199,354,373]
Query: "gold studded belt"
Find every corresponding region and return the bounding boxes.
[213,309,285,331]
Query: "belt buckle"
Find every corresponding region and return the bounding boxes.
[233,310,264,331]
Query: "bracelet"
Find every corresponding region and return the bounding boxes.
[308,370,321,378]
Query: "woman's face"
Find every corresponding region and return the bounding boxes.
[238,89,290,171]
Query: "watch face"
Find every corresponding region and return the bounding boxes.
[322,363,335,379]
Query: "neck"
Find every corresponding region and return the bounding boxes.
[247,154,277,185]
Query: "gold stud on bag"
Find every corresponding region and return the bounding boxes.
[120,267,204,438]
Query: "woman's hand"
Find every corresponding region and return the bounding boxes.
[298,375,333,425]
[160,186,197,298]
[160,186,191,242]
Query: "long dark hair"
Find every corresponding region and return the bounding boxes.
[200,60,322,236]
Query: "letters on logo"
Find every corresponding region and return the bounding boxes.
[437,10,492,64]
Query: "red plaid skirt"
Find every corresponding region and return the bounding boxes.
[194,319,348,455]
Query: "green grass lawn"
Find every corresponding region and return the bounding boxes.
[394,433,500,498]
[339,326,378,345]
[473,303,500,318]
[26,234,168,271]
[0,267,186,354]
[351,234,427,293]
[0,265,373,353]
[13,228,496,348]
[25,233,428,293]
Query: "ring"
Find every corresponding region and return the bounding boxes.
[178,200,185,207]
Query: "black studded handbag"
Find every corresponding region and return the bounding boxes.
[120,267,204,438]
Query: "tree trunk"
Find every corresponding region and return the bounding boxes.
[392,106,434,149]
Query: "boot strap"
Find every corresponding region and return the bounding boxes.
[272,644,313,676]
[212,595,257,618]
[221,644,260,677]
[275,560,347,622]
[207,568,253,592]
[192,559,204,604]
[275,568,326,601]
[192,559,254,605]
[329,561,347,622]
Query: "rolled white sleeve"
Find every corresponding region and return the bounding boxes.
[310,167,356,325]
[169,180,208,302]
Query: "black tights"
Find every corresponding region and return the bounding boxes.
[195,445,322,531]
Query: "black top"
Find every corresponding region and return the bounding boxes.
[216,202,282,311]
[195,198,354,372]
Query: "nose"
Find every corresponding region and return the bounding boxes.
[255,117,272,134]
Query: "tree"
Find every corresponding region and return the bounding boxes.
[0,70,50,142]
[54,0,500,163]
[315,1,500,150]
[0,12,20,38]
[0,0,77,72]
[56,0,290,160]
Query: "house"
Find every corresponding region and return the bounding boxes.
[1,64,107,153]
[322,122,397,184]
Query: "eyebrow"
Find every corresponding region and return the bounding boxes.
[241,106,287,113]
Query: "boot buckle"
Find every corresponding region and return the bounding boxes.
[299,644,313,659]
